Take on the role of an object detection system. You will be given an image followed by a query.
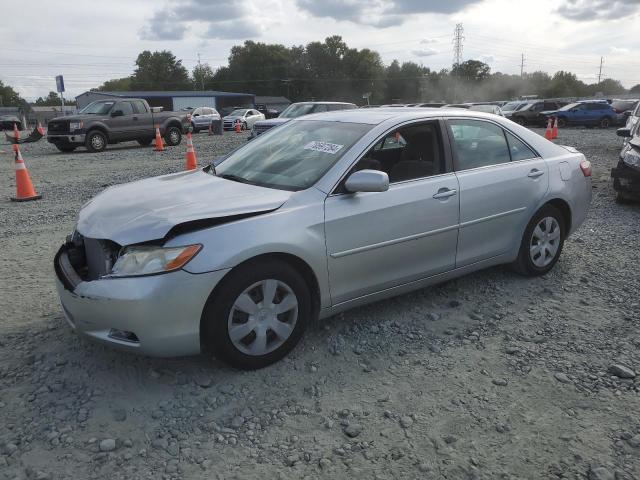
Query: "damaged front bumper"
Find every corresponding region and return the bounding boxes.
[54,243,230,357]
[47,134,86,145]
[611,157,640,199]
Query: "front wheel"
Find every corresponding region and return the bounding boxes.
[201,260,310,369]
[557,117,567,128]
[164,126,182,146]
[599,116,611,128]
[85,130,107,152]
[512,205,565,277]
[242,122,248,131]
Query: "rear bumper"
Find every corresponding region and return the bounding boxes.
[47,134,85,145]
[54,244,230,357]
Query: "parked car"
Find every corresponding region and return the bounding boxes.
[255,104,280,119]
[250,101,356,138]
[443,103,504,116]
[54,109,591,368]
[415,103,447,108]
[187,106,221,133]
[542,101,616,128]
[623,100,640,138]
[0,115,22,131]
[501,101,530,115]
[47,99,189,153]
[222,109,265,131]
[612,121,640,202]
[508,100,565,125]
[611,99,639,126]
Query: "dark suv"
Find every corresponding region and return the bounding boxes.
[507,100,565,126]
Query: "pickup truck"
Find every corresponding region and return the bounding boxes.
[47,98,190,153]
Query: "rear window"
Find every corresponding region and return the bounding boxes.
[612,101,636,112]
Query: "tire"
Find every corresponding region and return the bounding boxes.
[599,116,611,128]
[85,130,107,152]
[164,126,182,146]
[512,204,566,277]
[201,260,310,369]
[557,117,567,128]
[137,138,153,146]
[55,145,76,153]
[242,122,248,131]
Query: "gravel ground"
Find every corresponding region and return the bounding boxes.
[0,128,639,480]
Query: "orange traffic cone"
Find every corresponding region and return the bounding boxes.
[551,117,558,139]
[37,121,45,136]
[235,121,241,134]
[153,125,165,151]
[13,123,20,141]
[184,132,197,170]
[11,147,41,202]
[544,118,553,140]
[208,121,213,136]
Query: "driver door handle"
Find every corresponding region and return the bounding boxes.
[528,169,545,178]
[433,188,457,199]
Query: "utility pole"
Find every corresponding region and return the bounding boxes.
[452,23,464,68]
[197,53,204,91]
[597,56,604,84]
[520,53,525,77]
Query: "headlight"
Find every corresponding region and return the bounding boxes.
[622,148,640,168]
[69,121,83,131]
[108,244,201,278]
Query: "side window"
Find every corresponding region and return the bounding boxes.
[348,121,444,184]
[312,104,329,113]
[132,101,147,114]
[505,131,536,161]
[115,102,134,116]
[449,119,510,170]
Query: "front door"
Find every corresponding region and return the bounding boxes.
[447,119,549,267]
[324,121,460,305]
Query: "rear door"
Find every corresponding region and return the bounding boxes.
[105,101,135,140]
[324,120,460,304]
[131,100,154,137]
[447,118,549,267]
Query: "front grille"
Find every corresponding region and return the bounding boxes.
[47,121,69,134]
[223,121,235,129]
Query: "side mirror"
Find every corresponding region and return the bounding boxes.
[111,110,124,117]
[344,170,389,193]
[624,110,632,117]
[617,128,632,138]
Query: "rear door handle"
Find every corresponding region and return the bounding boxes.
[433,188,457,199]
[528,169,544,178]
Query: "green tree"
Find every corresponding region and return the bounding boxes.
[95,77,132,91]
[630,84,640,94]
[34,91,62,106]
[547,71,587,98]
[451,60,491,82]
[0,80,25,107]
[130,50,191,90]
[590,78,626,95]
[192,63,215,90]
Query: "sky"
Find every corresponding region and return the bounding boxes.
[2,0,639,101]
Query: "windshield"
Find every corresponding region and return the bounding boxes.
[228,109,248,117]
[502,102,525,112]
[214,120,372,191]
[80,101,115,114]
[279,103,323,118]
[559,103,580,111]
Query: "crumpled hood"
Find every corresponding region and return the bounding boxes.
[77,169,292,245]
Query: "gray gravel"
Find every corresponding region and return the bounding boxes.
[0,127,639,479]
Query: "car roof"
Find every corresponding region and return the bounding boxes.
[292,101,355,105]
[296,107,506,125]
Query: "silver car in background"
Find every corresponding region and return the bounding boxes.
[54,109,592,369]
[188,106,221,133]
[222,108,265,131]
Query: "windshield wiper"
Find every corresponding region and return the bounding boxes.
[218,173,253,185]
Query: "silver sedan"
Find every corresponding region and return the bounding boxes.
[54,109,592,369]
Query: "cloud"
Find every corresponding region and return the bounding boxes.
[610,46,630,54]
[295,0,485,27]
[556,0,640,21]
[421,38,438,44]
[140,0,259,40]
[411,48,438,57]
[481,54,495,63]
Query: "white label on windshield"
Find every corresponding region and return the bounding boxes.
[304,141,344,155]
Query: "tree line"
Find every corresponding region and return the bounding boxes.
[0,35,638,109]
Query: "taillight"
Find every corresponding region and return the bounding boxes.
[580,159,592,177]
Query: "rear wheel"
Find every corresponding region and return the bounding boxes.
[201,260,310,369]
[512,205,565,277]
[55,145,76,153]
[85,130,107,152]
[557,117,567,128]
[164,126,182,146]
[599,116,611,128]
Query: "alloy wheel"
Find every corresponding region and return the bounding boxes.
[91,134,104,150]
[227,279,298,356]
[529,216,561,268]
